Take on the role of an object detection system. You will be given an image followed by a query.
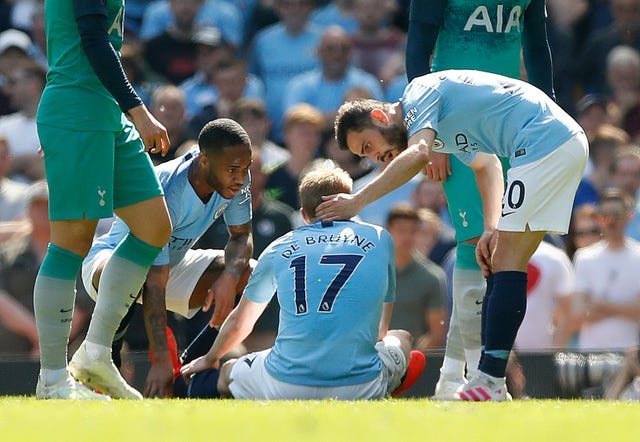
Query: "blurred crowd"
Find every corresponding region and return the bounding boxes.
[1,0,640,400]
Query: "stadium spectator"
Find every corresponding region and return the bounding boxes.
[0,181,92,360]
[514,241,574,352]
[318,69,587,401]
[574,0,640,98]
[609,146,640,241]
[571,188,640,352]
[574,124,630,209]
[310,0,359,34]
[142,0,200,84]
[564,203,602,261]
[575,94,612,139]
[0,61,45,182]
[604,45,640,140]
[148,85,195,164]
[265,103,324,210]
[180,161,425,400]
[386,203,448,352]
[230,98,290,173]
[0,136,28,223]
[350,0,406,79]
[188,57,265,133]
[139,0,244,48]
[284,25,384,129]
[248,0,321,141]
[414,207,456,266]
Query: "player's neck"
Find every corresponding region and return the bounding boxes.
[188,159,214,203]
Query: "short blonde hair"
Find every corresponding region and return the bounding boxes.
[283,103,324,131]
[299,160,352,219]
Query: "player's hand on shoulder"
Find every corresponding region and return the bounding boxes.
[422,151,450,182]
[128,104,170,156]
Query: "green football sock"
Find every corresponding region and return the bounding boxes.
[85,233,162,347]
[34,244,83,370]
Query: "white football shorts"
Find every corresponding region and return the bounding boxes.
[82,248,224,319]
[499,131,589,234]
[228,341,407,400]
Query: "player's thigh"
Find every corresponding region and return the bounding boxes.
[164,249,223,318]
[39,124,118,221]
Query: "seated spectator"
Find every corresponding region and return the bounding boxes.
[139,0,243,48]
[249,0,322,141]
[310,0,358,34]
[514,241,574,352]
[350,0,406,79]
[0,136,28,223]
[385,203,447,352]
[609,145,640,241]
[143,0,200,84]
[604,45,640,140]
[188,57,265,132]
[148,85,195,164]
[575,124,631,209]
[571,188,640,352]
[564,203,602,261]
[284,25,384,128]
[415,207,455,266]
[0,61,46,182]
[230,98,290,173]
[0,181,91,358]
[0,29,36,116]
[576,94,612,139]
[265,103,324,209]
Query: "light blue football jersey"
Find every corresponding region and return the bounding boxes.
[243,220,396,387]
[87,150,252,267]
[402,70,582,167]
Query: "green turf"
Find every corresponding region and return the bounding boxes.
[1,397,637,441]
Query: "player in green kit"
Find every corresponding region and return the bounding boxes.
[34,0,173,399]
[405,0,555,399]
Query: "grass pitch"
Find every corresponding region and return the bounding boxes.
[1,397,637,442]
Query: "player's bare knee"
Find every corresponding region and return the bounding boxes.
[217,359,236,398]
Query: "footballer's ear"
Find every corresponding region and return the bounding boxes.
[370,108,390,126]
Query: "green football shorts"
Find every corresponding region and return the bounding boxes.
[38,119,163,221]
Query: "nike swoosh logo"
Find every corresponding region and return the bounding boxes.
[501,211,515,217]
[129,293,138,300]
[59,307,73,313]
[475,300,483,305]
[243,355,257,367]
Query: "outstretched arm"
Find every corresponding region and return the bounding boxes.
[181,296,267,377]
[205,222,253,327]
[316,129,435,221]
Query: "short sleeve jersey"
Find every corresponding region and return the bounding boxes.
[37,0,126,131]
[243,220,396,387]
[401,70,581,167]
[87,150,252,267]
